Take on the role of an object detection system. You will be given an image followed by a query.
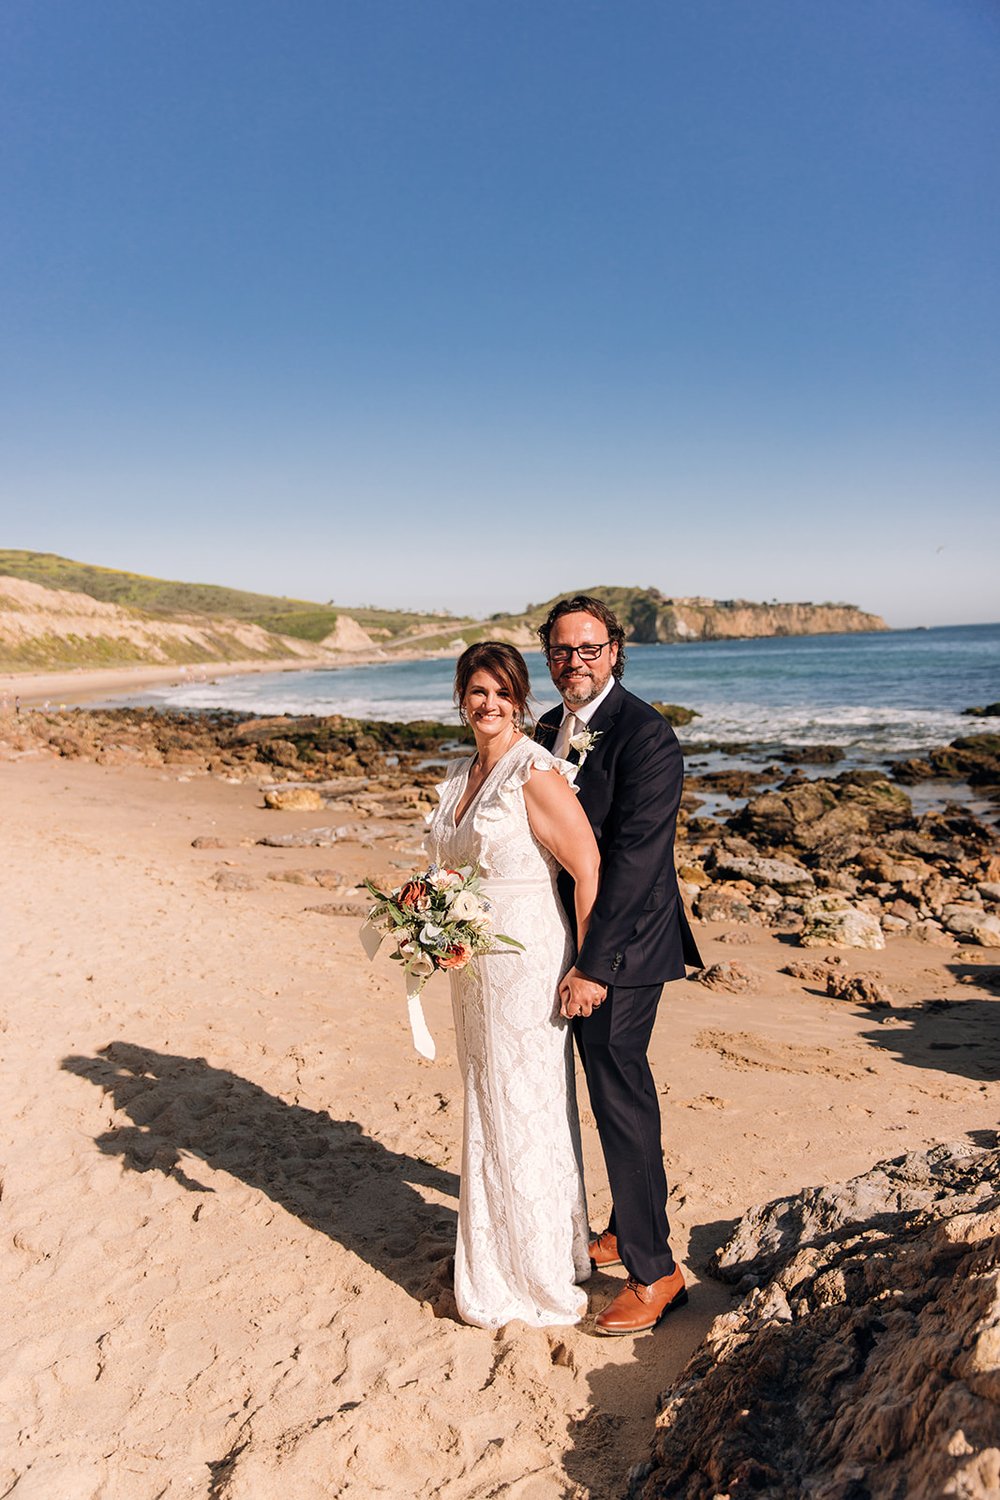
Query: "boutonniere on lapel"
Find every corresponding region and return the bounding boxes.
[568,727,602,766]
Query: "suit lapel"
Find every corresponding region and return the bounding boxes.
[582,680,625,741]
[540,682,625,772]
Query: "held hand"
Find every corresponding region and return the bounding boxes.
[559,967,608,1019]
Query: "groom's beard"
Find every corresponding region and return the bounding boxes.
[556,664,611,708]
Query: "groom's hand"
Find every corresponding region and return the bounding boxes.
[559,967,607,1019]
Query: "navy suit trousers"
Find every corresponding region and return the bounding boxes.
[573,981,675,1284]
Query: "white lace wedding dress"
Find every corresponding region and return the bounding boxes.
[426,736,591,1328]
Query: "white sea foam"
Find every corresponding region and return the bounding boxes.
[104,624,1000,762]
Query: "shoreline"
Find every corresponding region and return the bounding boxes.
[0,650,391,709]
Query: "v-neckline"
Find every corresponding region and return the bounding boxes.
[452,737,524,830]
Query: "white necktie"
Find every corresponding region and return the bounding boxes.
[554,712,579,760]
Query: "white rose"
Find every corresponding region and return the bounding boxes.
[407,952,435,978]
[419,922,443,946]
[449,891,485,921]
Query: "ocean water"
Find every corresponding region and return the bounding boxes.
[111,623,1000,761]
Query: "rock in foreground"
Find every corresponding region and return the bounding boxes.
[630,1140,1000,1500]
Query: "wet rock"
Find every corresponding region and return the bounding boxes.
[712,853,814,892]
[825,970,895,1007]
[799,895,885,951]
[696,768,772,798]
[731,773,912,858]
[633,1142,1000,1500]
[263,786,326,811]
[651,702,701,726]
[694,961,761,994]
[773,744,844,764]
[963,702,1000,718]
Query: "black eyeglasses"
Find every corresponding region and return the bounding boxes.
[547,641,612,664]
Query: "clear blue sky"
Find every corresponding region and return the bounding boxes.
[2,0,997,626]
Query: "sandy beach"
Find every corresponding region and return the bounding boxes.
[0,654,382,710]
[2,714,998,1498]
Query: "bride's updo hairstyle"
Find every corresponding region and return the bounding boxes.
[454,641,532,730]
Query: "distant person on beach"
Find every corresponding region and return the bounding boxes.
[425,641,600,1327]
[536,595,702,1335]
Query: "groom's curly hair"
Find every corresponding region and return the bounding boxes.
[537,595,627,680]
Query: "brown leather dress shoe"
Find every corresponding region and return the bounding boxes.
[594,1267,688,1335]
[589,1231,622,1269]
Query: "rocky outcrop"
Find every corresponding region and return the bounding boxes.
[520,587,887,644]
[630,1140,1000,1500]
[682,764,1000,947]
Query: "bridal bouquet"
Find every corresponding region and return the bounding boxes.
[360,863,524,1059]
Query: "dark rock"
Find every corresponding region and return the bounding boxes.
[774,744,844,764]
[651,702,701,726]
[633,1141,1000,1500]
[963,702,1000,718]
[695,768,772,797]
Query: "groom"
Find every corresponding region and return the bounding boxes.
[536,595,702,1335]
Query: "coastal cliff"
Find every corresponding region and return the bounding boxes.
[519,587,887,643]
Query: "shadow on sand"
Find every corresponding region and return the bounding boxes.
[61,1041,459,1305]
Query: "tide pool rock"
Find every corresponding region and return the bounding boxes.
[799,895,885,950]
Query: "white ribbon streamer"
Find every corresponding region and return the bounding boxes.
[405,970,437,1061]
[359,919,437,1060]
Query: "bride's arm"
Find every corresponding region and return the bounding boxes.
[522,766,600,945]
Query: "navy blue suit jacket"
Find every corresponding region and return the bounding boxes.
[537,681,702,987]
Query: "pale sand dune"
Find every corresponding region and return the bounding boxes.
[1,757,997,1497]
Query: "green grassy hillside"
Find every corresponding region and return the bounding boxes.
[0,551,466,642]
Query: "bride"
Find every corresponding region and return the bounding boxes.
[426,641,600,1328]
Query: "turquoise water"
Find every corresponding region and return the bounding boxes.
[111,623,1000,759]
